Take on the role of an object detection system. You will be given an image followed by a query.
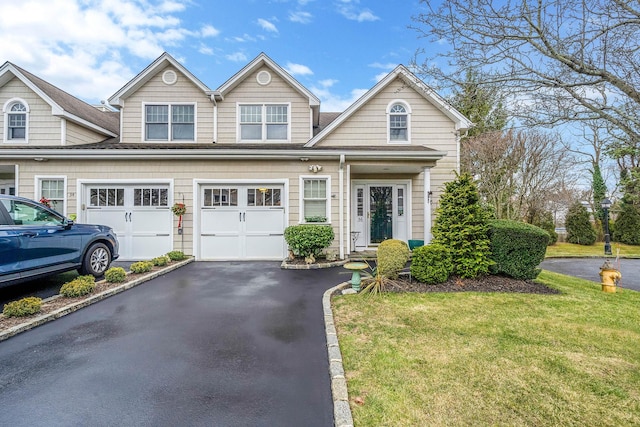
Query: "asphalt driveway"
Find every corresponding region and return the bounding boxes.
[0,262,342,426]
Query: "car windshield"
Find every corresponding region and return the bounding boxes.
[1,199,65,226]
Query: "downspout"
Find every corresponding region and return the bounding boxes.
[455,130,461,173]
[339,154,345,260]
[424,167,432,244]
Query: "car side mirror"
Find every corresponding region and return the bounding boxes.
[64,219,74,229]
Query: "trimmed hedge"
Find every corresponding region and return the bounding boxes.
[166,251,186,261]
[60,275,96,297]
[377,239,410,279]
[410,244,453,284]
[3,297,42,317]
[284,224,335,258]
[105,267,127,283]
[130,261,154,274]
[489,219,549,280]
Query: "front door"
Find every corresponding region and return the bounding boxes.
[352,182,408,250]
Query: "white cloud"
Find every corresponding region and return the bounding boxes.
[312,84,367,112]
[319,79,338,88]
[0,0,220,103]
[289,11,312,24]
[199,45,214,55]
[201,25,220,38]
[369,62,396,70]
[226,52,248,62]
[336,1,380,22]
[375,72,389,82]
[286,62,313,76]
[257,18,279,33]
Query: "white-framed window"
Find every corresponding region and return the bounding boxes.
[3,98,29,143]
[144,103,195,141]
[387,101,411,143]
[300,176,330,223]
[238,103,290,142]
[36,176,67,214]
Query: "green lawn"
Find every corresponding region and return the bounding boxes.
[332,271,640,426]
[546,241,640,258]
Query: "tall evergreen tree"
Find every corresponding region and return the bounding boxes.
[592,163,607,222]
[432,173,493,278]
[565,201,597,245]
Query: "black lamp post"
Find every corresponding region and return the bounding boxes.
[601,198,612,256]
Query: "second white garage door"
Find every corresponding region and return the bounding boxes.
[199,184,286,260]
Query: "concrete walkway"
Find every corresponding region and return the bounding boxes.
[0,262,341,426]
[541,258,640,291]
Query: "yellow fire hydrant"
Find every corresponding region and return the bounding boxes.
[599,260,621,293]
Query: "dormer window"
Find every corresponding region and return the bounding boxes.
[144,103,195,141]
[239,103,289,142]
[387,101,411,143]
[3,99,29,143]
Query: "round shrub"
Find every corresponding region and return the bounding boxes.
[377,239,410,279]
[489,220,549,280]
[130,261,154,274]
[3,297,42,317]
[166,251,186,261]
[152,255,170,266]
[60,275,96,297]
[105,267,127,283]
[410,244,453,284]
[284,224,335,258]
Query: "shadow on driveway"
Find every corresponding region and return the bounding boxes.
[0,261,343,426]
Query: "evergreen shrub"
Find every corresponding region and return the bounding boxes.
[166,251,186,261]
[284,224,335,258]
[130,261,154,274]
[565,201,597,245]
[489,220,549,280]
[152,255,170,266]
[60,275,96,297]
[410,244,453,284]
[105,267,127,283]
[3,297,42,317]
[432,173,493,278]
[376,239,410,279]
[612,202,640,245]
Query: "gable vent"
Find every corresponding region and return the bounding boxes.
[162,70,178,85]
[256,70,272,86]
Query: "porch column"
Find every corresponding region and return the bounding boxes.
[423,166,432,244]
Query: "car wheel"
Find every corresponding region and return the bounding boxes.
[80,243,112,277]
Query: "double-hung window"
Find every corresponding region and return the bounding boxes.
[145,104,194,141]
[388,101,411,143]
[3,99,29,143]
[239,104,289,141]
[302,177,329,222]
[38,177,66,214]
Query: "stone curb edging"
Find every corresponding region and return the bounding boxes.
[0,258,194,343]
[281,259,349,270]
[323,281,354,427]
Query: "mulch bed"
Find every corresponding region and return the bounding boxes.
[386,274,560,294]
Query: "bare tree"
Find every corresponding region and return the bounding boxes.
[412,0,640,145]
[464,129,576,221]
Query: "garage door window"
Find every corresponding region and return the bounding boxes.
[203,188,238,207]
[90,188,124,207]
[247,188,281,206]
[134,188,168,206]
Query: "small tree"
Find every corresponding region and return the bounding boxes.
[529,209,558,245]
[565,201,597,245]
[612,199,640,245]
[432,173,492,278]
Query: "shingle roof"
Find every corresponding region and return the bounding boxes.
[12,64,119,135]
[314,112,342,135]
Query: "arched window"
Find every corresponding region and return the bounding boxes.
[3,99,29,143]
[387,101,411,143]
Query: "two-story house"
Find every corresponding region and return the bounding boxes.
[0,52,471,261]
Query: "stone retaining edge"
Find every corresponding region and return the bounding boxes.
[0,258,194,343]
[323,281,354,427]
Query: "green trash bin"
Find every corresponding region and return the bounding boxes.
[408,240,424,250]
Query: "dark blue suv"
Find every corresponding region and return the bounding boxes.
[0,195,119,287]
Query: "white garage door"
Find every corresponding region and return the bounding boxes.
[84,185,172,260]
[200,185,285,260]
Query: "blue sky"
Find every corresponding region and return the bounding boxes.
[0,0,432,111]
